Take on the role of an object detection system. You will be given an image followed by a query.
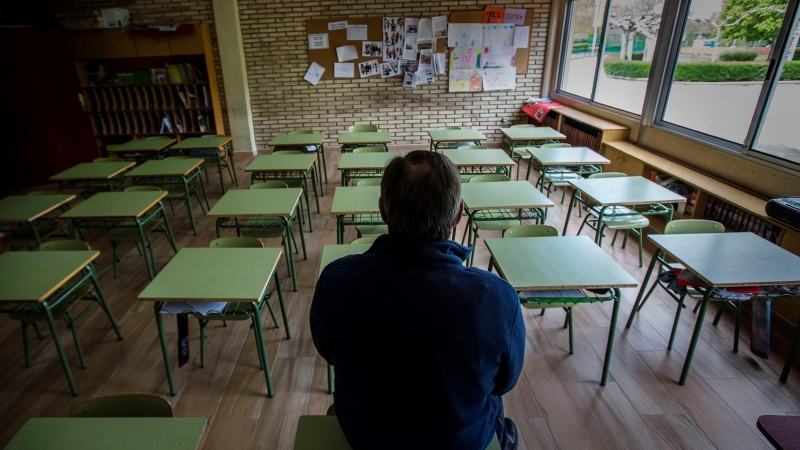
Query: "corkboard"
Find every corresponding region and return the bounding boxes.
[450,9,533,75]
[306,16,447,80]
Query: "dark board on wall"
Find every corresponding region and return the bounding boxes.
[306,17,447,80]
[449,10,533,75]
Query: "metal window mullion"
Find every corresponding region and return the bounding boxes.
[652,0,694,130]
[742,0,800,154]
[556,0,578,96]
[590,0,615,101]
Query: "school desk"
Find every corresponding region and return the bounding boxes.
[169,135,238,193]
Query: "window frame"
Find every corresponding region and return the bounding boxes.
[553,0,800,173]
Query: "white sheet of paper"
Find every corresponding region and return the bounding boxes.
[504,9,526,25]
[433,53,447,75]
[483,47,517,68]
[483,24,515,48]
[328,21,347,31]
[403,72,415,88]
[513,26,530,48]
[432,16,448,38]
[448,23,483,48]
[347,24,368,41]
[418,18,433,39]
[404,18,420,38]
[336,45,359,62]
[481,67,516,91]
[334,63,354,78]
[304,62,325,86]
[403,37,417,60]
[418,50,433,70]
[416,38,435,54]
[308,33,329,50]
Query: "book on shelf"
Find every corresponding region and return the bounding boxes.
[150,69,168,85]
[202,85,210,107]
[165,63,184,83]
[178,92,189,108]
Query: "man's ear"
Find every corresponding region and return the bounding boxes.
[379,197,388,224]
[455,200,464,226]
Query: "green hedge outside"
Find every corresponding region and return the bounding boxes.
[719,50,758,62]
[603,61,800,81]
[573,42,590,50]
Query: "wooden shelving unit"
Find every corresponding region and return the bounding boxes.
[66,24,224,154]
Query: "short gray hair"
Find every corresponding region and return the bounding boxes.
[380,151,461,240]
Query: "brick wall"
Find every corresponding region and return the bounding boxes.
[46,0,230,134]
[46,0,550,150]
[239,0,550,150]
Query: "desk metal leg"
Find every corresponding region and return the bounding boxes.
[251,303,274,397]
[679,289,714,385]
[466,211,476,267]
[600,289,622,386]
[274,272,291,339]
[283,216,298,292]
[337,215,344,244]
[562,191,578,236]
[154,302,176,396]
[88,265,124,339]
[302,174,314,231]
[159,205,178,254]
[182,177,198,235]
[43,299,78,396]
[781,317,800,382]
[136,220,155,280]
[228,143,239,186]
[319,144,328,187]
[216,152,227,194]
[309,168,321,213]
[596,207,608,246]
[626,250,661,328]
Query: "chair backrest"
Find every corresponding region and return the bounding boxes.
[288,130,313,135]
[124,186,162,192]
[350,236,378,245]
[436,126,462,130]
[40,240,91,251]
[166,156,192,160]
[105,144,120,152]
[458,145,488,150]
[352,146,385,153]
[251,181,289,189]
[26,191,62,196]
[664,219,724,235]
[511,124,536,128]
[355,178,382,186]
[69,394,173,418]
[503,225,559,238]
[145,136,163,140]
[588,172,627,179]
[201,134,223,138]
[348,124,378,132]
[93,157,123,163]
[209,237,264,248]
[539,143,572,148]
[273,150,304,155]
[468,174,510,183]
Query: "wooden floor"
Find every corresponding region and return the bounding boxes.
[1,149,799,450]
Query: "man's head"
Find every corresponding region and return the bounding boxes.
[379,150,463,240]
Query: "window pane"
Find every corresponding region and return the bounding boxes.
[593,0,664,114]
[753,10,800,165]
[662,0,789,144]
[560,0,606,98]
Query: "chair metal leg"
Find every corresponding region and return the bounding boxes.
[112,242,119,278]
[273,273,291,339]
[200,319,206,368]
[43,301,78,396]
[668,295,687,350]
[713,302,726,325]
[32,321,44,340]
[627,251,661,328]
[565,307,574,355]
[88,266,124,339]
[154,303,176,396]
[733,302,741,353]
[21,322,31,368]
[328,364,334,394]
[601,291,622,386]
[780,316,800,382]
[680,289,714,385]
[251,305,274,397]
[264,297,280,328]
[65,312,86,369]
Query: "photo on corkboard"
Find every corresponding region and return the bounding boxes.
[362,41,382,57]
[359,59,380,78]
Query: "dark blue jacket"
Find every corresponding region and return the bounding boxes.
[310,235,525,449]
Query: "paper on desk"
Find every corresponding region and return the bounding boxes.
[433,16,448,38]
[328,21,347,30]
[483,24,515,47]
[448,23,483,48]
[334,62,354,78]
[514,26,530,48]
[160,302,228,315]
[336,45,359,62]
[418,18,433,39]
[308,33,329,50]
[347,24,368,41]
[304,62,325,86]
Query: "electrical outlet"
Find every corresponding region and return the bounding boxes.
[502,118,509,123]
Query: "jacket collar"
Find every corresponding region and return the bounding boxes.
[363,234,473,270]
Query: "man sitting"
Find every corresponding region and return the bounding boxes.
[311,151,525,449]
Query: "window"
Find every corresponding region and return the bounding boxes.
[558,0,664,114]
[555,0,800,171]
[560,0,606,99]
[661,0,789,145]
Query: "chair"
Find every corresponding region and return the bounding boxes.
[287,130,327,184]
[533,143,576,199]
[109,186,178,279]
[148,156,209,217]
[461,175,521,248]
[7,240,123,372]
[629,220,729,350]
[93,157,123,163]
[487,224,558,272]
[505,124,537,179]
[455,146,490,182]
[433,126,471,150]
[350,236,378,245]
[269,150,312,223]
[192,237,286,396]
[244,182,302,280]
[354,179,387,238]
[352,146,386,153]
[576,173,649,266]
[348,124,377,132]
[5,192,71,250]
[70,394,173,417]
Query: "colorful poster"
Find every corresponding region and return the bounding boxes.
[380,61,401,78]
[483,24,515,47]
[483,47,516,68]
[383,17,405,62]
[358,60,380,78]
[449,70,482,92]
[483,7,505,23]
[504,9,526,25]
[450,47,482,70]
[481,68,515,91]
[362,41,382,56]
